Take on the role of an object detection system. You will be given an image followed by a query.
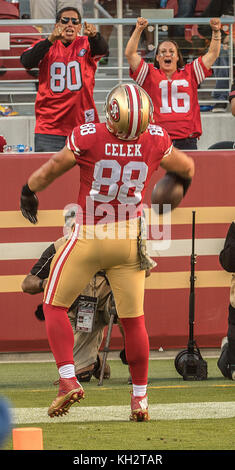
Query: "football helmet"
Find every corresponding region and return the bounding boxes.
[105,83,154,140]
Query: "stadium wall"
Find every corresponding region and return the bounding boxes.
[0,112,234,151]
[0,150,234,352]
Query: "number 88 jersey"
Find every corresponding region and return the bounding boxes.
[67,122,172,225]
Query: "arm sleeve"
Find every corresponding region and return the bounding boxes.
[219,222,235,272]
[20,38,53,69]
[88,32,109,58]
[30,243,56,279]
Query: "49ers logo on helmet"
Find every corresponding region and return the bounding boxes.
[109,99,120,122]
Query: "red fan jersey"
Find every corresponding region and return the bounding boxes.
[67,122,172,225]
[130,57,212,140]
[34,36,101,136]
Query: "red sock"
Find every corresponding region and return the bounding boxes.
[43,303,74,368]
[120,315,149,385]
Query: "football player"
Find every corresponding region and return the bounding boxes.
[125,17,222,150]
[20,83,194,421]
[21,208,113,384]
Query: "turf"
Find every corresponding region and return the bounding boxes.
[1,357,235,452]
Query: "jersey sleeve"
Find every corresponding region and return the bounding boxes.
[150,124,173,156]
[66,123,97,161]
[147,124,173,170]
[66,127,82,157]
[129,58,150,87]
[161,131,173,160]
[191,56,213,85]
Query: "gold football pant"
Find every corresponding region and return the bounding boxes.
[44,221,145,318]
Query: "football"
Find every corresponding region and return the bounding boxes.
[151,173,184,214]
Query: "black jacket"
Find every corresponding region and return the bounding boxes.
[20,33,108,69]
[219,222,235,272]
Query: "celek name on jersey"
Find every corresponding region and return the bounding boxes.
[105,143,142,157]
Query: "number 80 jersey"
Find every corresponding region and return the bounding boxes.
[35,36,100,136]
[67,122,172,225]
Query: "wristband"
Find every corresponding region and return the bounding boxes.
[21,183,35,196]
[166,172,192,196]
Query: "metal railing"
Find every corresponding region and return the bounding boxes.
[0,16,234,115]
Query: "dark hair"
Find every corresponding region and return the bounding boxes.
[154,40,185,69]
[56,7,82,24]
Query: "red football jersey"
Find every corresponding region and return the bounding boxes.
[130,57,212,140]
[67,122,172,225]
[34,36,101,136]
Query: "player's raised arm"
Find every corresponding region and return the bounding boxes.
[160,146,195,180]
[152,146,195,213]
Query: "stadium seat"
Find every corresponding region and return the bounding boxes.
[165,0,210,16]
[165,0,211,43]
[0,25,41,80]
[0,0,19,19]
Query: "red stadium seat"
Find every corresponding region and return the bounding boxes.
[165,0,211,43]
[0,0,19,19]
[0,25,41,80]
[165,0,210,16]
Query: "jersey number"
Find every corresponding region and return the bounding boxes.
[50,61,82,92]
[159,79,190,113]
[90,160,148,204]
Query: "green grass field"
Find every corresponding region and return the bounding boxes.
[1,356,235,453]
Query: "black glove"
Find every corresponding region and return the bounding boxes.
[20,183,38,224]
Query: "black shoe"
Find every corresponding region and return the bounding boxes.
[212,103,227,113]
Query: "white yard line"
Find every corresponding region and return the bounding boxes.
[11,401,235,424]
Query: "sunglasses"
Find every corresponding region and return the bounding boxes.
[60,17,80,25]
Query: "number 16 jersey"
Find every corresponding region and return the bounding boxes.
[130,57,212,140]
